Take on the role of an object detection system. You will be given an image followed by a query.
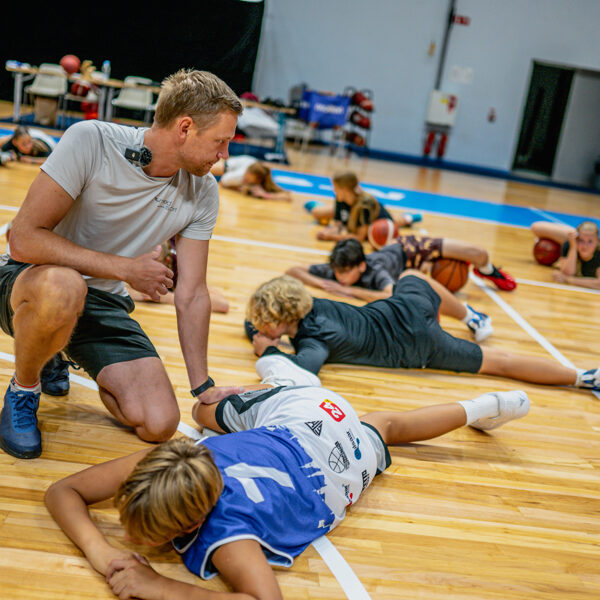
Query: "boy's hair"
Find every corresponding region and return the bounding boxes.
[247,275,313,330]
[332,171,360,191]
[154,69,243,130]
[330,239,366,270]
[246,162,283,193]
[114,438,223,545]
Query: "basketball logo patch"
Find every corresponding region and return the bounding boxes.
[328,441,350,473]
[320,400,346,422]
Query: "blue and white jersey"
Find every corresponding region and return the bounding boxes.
[173,426,336,579]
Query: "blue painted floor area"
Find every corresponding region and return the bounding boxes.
[272,169,600,230]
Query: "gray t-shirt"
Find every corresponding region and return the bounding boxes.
[37,120,219,295]
[308,242,406,291]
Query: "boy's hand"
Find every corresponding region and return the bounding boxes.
[567,229,579,244]
[87,543,140,577]
[252,332,280,356]
[107,556,165,600]
[320,280,354,297]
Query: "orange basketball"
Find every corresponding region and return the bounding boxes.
[533,238,561,265]
[367,218,398,250]
[430,258,469,292]
[60,54,81,75]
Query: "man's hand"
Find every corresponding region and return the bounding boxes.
[106,555,164,600]
[125,245,174,301]
[320,279,355,297]
[195,385,245,405]
[252,332,280,357]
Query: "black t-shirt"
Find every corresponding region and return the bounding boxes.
[263,277,442,374]
[561,241,600,277]
[334,198,392,229]
[308,242,406,290]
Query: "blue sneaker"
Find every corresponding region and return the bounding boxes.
[465,305,493,342]
[304,200,324,214]
[403,212,422,225]
[41,353,74,396]
[0,380,41,458]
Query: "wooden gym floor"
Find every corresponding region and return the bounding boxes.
[0,112,599,599]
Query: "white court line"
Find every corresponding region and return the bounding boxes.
[312,536,372,600]
[0,349,369,600]
[515,278,600,295]
[0,205,19,213]
[469,273,600,400]
[528,207,568,225]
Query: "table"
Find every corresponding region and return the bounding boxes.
[5,63,160,124]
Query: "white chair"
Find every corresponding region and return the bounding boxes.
[111,76,156,123]
[24,63,67,126]
[25,63,67,98]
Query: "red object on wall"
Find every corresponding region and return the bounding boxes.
[453,15,470,25]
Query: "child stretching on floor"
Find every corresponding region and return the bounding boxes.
[286,237,515,302]
[306,171,420,242]
[245,273,599,392]
[45,361,529,599]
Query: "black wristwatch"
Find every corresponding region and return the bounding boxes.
[190,376,215,398]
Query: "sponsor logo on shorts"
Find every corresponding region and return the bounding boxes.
[343,483,354,506]
[305,420,323,436]
[361,469,370,492]
[328,441,350,473]
[346,429,362,459]
[320,400,346,422]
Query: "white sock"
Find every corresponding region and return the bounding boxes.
[461,305,478,324]
[11,375,41,394]
[458,394,500,425]
[477,261,494,275]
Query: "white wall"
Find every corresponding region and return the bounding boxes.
[253,0,600,179]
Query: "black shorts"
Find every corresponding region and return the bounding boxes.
[0,260,159,380]
[391,275,483,373]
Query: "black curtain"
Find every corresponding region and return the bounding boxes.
[1,0,264,101]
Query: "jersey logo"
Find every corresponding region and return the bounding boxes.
[224,463,295,503]
[328,441,350,473]
[345,430,362,459]
[305,420,323,436]
[320,400,346,422]
[361,469,370,492]
[343,484,354,506]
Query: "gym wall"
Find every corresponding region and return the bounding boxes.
[253,0,600,180]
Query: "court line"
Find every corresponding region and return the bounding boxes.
[515,278,600,295]
[312,536,372,600]
[528,207,568,225]
[469,273,600,401]
[0,349,369,600]
[0,205,19,213]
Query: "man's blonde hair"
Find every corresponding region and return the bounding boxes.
[247,275,313,330]
[114,438,223,545]
[154,69,243,129]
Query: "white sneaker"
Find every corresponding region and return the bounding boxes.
[255,354,321,388]
[469,391,530,431]
[579,367,600,390]
[466,305,493,342]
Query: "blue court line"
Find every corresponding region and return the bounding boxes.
[271,169,600,230]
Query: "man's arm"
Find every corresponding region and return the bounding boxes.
[174,236,242,404]
[10,172,173,299]
[317,223,369,242]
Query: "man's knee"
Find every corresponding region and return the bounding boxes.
[137,411,180,443]
[14,266,87,327]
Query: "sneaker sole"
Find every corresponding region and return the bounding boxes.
[0,436,42,459]
[41,387,70,397]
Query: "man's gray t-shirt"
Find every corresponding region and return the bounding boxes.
[37,120,219,295]
[308,242,406,291]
